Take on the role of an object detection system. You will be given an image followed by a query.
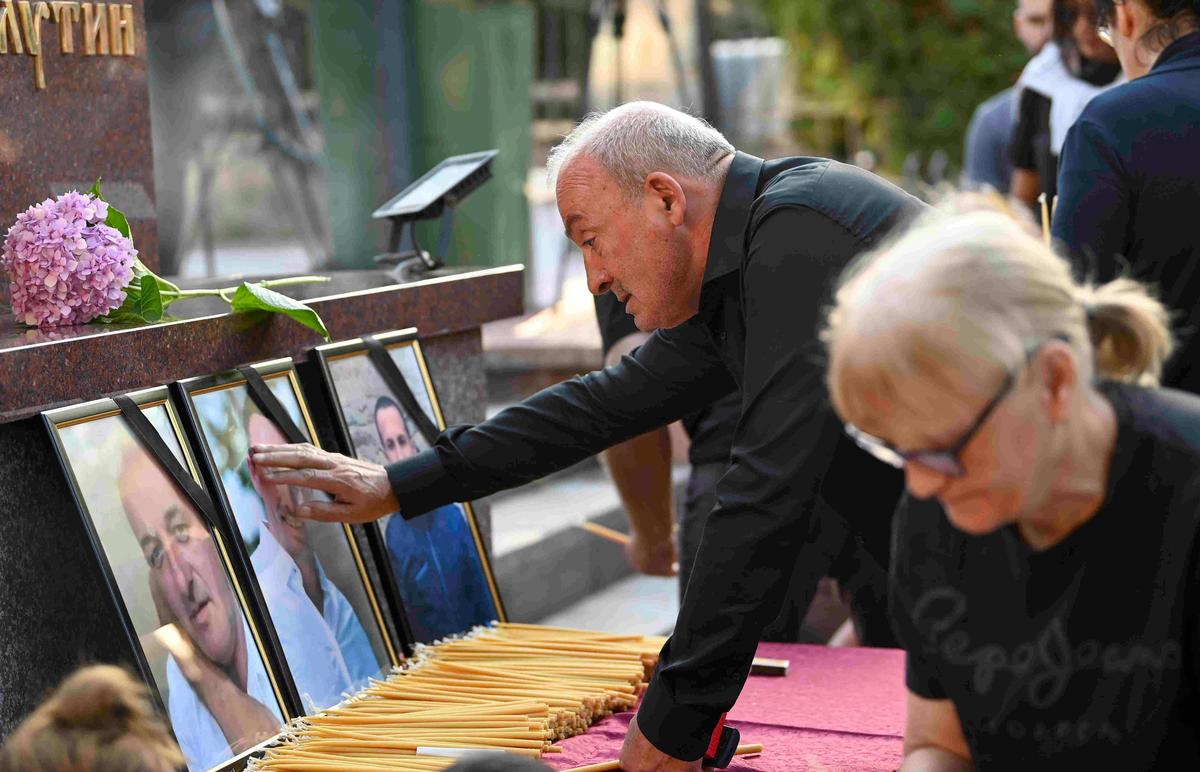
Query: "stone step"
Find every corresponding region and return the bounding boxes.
[489,464,687,623]
[536,573,679,637]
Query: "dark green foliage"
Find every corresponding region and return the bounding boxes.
[756,0,1028,170]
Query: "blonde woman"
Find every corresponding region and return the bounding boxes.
[0,665,184,772]
[823,203,1199,769]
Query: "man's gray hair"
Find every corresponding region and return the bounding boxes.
[546,101,734,198]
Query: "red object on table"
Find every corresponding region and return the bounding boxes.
[544,643,907,772]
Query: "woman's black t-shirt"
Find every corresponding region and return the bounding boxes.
[890,383,1200,769]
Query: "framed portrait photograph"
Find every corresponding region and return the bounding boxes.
[43,388,292,772]
[312,329,505,647]
[174,359,399,714]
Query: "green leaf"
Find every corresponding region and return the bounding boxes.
[87,177,134,248]
[137,275,164,322]
[97,310,145,325]
[230,282,330,341]
[97,289,143,325]
[131,258,152,279]
[106,206,132,245]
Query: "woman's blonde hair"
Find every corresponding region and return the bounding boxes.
[823,196,1173,430]
[0,665,184,772]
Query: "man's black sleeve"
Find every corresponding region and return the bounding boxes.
[636,208,877,760]
[386,322,738,517]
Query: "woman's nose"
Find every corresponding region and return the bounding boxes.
[904,462,950,499]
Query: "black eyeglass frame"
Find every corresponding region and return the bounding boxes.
[845,371,1016,478]
[843,336,1068,477]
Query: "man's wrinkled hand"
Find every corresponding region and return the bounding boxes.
[624,531,678,577]
[619,716,702,772]
[248,443,399,524]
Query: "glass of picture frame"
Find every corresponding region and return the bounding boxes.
[43,387,292,772]
[311,328,506,647]
[174,359,399,714]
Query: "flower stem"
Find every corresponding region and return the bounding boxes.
[160,276,330,299]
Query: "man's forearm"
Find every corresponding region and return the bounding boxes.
[388,328,735,518]
[602,426,674,540]
[190,662,281,752]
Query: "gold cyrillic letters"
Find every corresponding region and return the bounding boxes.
[50,1,79,53]
[2,0,134,88]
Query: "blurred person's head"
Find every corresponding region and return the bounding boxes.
[119,447,243,673]
[1056,0,1122,66]
[824,197,1171,542]
[1015,0,1056,53]
[247,413,309,559]
[444,755,551,772]
[548,101,735,332]
[373,396,416,464]
[1096,0,1199,76]
[0,665,184,772]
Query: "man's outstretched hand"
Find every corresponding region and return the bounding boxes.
[248,443,399,524]
[620,716,702,772]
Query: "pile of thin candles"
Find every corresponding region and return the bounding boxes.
[249,623,668,772]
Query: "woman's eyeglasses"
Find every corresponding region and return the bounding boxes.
[844,371,1016,478]
[841,337,1067,478]
[1097,23,1114,47]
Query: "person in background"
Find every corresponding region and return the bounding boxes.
[373,396,498,643]
[0,665,184,772]
[1009,0,1122,210]
[963,0,1055,192]
[1053,0,1200,391]
[825,201,1199,769]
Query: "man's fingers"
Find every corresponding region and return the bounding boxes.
[249,443,339,471]
[298,499,358,523]
[257,467,346,495]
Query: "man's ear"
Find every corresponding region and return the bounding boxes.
[1115,0,1136,38]
[644,172,686,225]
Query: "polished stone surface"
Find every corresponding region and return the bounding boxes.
[0,416,143,738]
[0,266,523,422]
[0,0,160,275]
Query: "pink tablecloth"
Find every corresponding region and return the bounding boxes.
[544,643,906,771]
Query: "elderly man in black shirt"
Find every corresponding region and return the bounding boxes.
[251,101,924,769]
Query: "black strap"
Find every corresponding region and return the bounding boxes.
[114,395,220,530]
[363,336,441,445]
[237,365,308,445]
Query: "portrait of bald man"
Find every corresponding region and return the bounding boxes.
[117,444,283,772]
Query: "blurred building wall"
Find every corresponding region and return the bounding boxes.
[312,0,533,270]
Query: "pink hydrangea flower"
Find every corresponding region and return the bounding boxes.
[1,191,136,327]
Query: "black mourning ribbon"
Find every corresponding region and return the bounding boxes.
[362,336,441,445]
[114,395,220,530]
[237,365,308,445]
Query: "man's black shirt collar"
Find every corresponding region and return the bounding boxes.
[702,152,765,285]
